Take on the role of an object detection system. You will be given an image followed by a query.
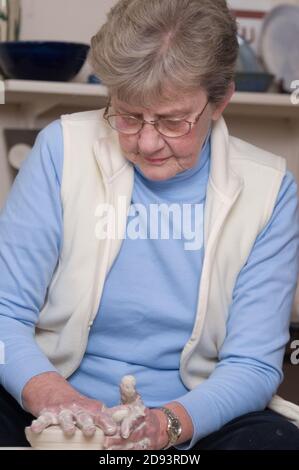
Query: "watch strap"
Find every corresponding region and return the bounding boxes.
[159,406,182,449]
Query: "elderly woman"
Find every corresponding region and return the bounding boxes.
[0,0,299,451]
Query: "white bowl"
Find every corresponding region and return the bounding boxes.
[25,425,105,450]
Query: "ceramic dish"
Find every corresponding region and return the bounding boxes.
[259,5,299,92]
[0,41,89,81]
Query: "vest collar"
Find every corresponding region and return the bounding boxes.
[93,126,130,184]
[209,117,244,203]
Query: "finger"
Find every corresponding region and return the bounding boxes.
[108,405,130,424]
[105,420,145,449]
[106,437,151,451]
[58,409,76,436]
[94,411,118,436]
[30,411,58,434]
[74,410,96,437]
[120,407,146,439]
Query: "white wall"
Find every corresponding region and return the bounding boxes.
[228,0,299,8]
[20,0,299,44]
[20,0,117,43]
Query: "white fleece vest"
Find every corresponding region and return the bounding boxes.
[35,109,299,427]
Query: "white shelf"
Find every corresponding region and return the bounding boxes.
[4,79,108,98]
[3,80,299,119]
[4,80,108,121]
[227,91,299,119]
[233,91,292,106]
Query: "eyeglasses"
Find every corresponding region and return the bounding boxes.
[103,99,209,138]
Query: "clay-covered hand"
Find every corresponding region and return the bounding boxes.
[103,375,166,450]
[103,407,165,450]
[113,375,146,438]
[30,399,117,438]
[24,372,118,438]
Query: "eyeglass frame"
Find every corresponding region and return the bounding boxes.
[103,98,210,138]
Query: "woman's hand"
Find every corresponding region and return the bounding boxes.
[102,375,168,450]
[22,372,117,437]
[104,376,193,450]
[30,399,118,438]
[103,407,168,450]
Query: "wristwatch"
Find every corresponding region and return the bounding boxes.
[159,407,182,449]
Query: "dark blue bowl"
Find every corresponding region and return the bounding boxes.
[0,41,90,81]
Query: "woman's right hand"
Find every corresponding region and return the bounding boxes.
[22,372,118,437]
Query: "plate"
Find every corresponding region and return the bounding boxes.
[259,5,299,92]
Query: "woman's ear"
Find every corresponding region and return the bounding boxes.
[211,81,235,121]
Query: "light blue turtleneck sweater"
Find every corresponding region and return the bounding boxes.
[0,120,298,450]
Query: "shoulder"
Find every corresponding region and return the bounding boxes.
[279,169,298,195]
[36,118,63,151]
[273,169,298,215]
[59,108,111,142]
[33,119,64,186]
[60,109,104,123]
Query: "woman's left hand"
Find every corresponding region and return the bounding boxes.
[103,407,167,450]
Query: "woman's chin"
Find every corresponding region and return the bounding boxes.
[137,163,177,181]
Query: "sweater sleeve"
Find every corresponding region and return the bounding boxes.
[174,170,299,450]
[0,120,64,406]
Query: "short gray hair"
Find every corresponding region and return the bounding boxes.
[89,0,238,106]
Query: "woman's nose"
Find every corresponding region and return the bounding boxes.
[137,122,165,155]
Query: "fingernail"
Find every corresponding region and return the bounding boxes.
[83,427,96,437]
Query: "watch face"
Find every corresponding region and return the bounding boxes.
[160,407,182,444]
[168,417,182,441]
[172,419,181,433]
